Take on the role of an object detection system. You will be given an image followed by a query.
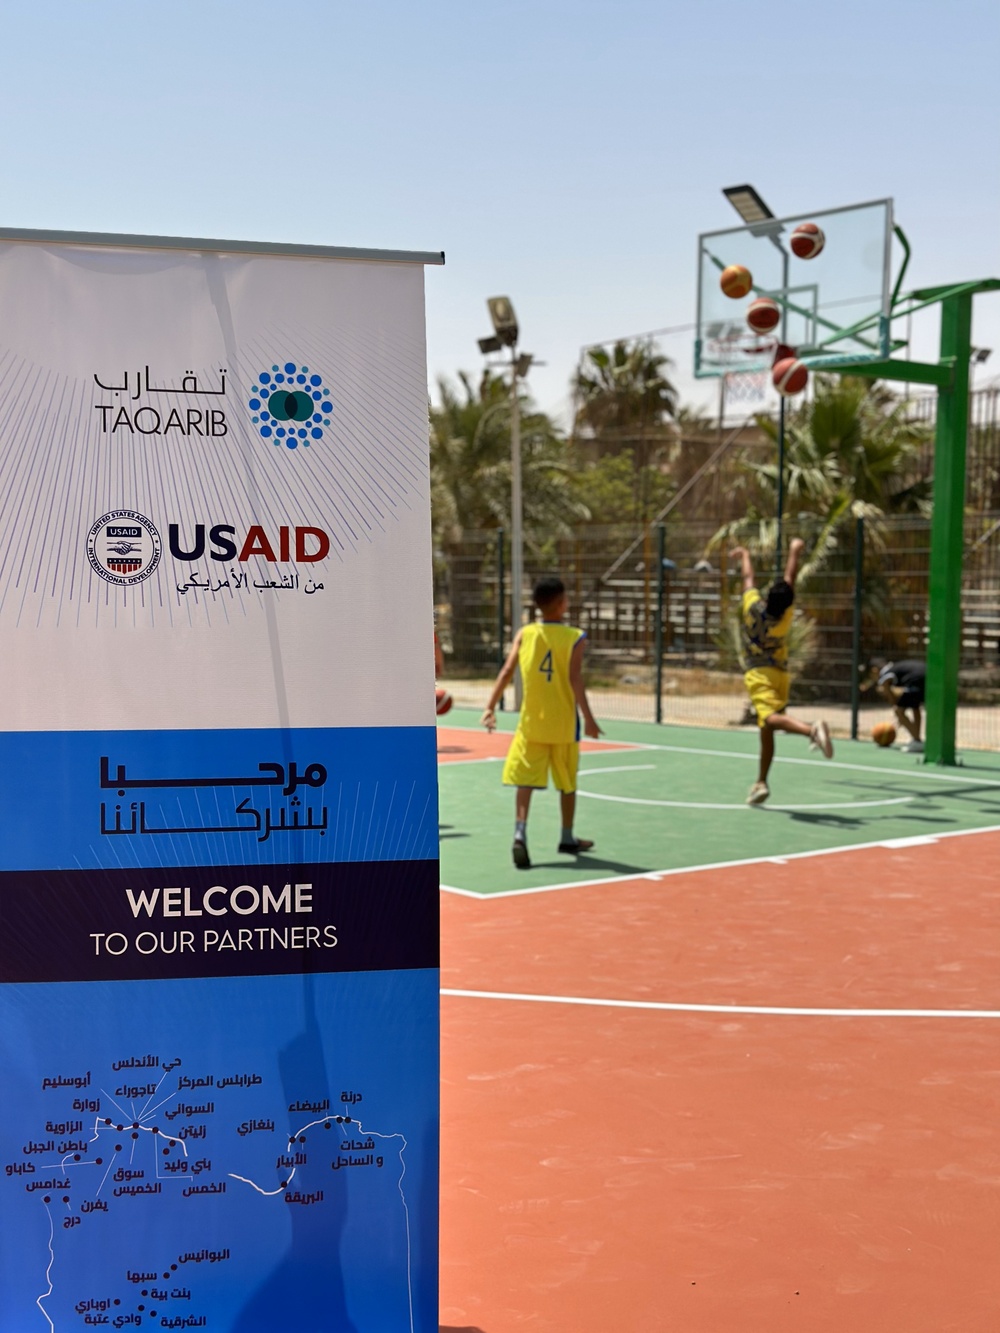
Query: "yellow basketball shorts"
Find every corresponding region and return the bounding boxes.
[745,667,791,727]
[502,730,579,792]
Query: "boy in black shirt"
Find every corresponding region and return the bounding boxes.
[865,658,926,753]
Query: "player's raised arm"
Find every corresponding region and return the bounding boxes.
[481,631,522,732]
[730,546,756,593]
[569,636,602,739]
[783,537,806,589]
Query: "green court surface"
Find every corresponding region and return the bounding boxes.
[438,709,1000,896]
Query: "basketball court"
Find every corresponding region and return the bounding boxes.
[437,709,1000,1332]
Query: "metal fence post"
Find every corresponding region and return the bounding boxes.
[850,515,864,740]
[654,525,666,724]
[496,528,506,708]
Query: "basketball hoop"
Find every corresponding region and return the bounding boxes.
[722,367,768,404]
[707,329,776,405]
[696,198,895,383]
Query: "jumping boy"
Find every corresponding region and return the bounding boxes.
[482,575,601,868]
[731,538,833,805]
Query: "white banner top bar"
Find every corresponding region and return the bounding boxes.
[0,225,445,266]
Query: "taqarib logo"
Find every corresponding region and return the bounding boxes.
[87,511,162,586]
[248,362,333,450]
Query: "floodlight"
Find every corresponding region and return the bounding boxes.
[487,296,519,347]
[478,335,502,355]
[722,185,775,224]
[972,346,993,364]
[722,184,785,240]
[514,353,533,379]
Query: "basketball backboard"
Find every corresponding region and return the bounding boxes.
[695,198,894,377]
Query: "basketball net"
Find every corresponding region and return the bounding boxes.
[705,328,776,407]
[722,367,768,404]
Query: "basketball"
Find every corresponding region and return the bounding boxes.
[746,296,780,334]
[720,264,753,299]
[790,222,826,259]
[772,357,808,396]
[435,687,453,716]
[871,721,897,748]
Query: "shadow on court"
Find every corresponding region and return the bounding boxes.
[439,823,470,841]
[761,808,864,828]
[520,853,653,876]
[440,1326,487,1332]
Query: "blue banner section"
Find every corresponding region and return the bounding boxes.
[0,969,439,1331]
[0,727,439,871]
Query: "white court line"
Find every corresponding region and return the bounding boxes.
[436,755,505,765]
[439,731,1000,785]
[439,722,641,751]
[577,765,657,776]
[438,821,1000,899]
[577,790,914,811]
[627,740,1000,786]
[441,987,1000,1020]
[440,720,1000,783]
[439,883,484,899]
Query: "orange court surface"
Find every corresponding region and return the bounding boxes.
[435,713,1000,1332]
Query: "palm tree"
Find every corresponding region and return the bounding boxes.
[430,371,587,662]
[712,376,932,571]
[572,339,678,469]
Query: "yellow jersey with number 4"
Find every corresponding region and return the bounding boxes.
[517,621,584,744]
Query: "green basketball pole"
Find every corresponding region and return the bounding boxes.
[841,277,998,765]
[924,291,972,765]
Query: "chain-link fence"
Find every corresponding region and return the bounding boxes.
[435,516,1000,750]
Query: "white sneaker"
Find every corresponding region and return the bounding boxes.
[901,740,924,753]
[746,781,770,806]
[810,720,833,759]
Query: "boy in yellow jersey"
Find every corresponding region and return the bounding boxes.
[482,576,602,869]
[732,539,833,806]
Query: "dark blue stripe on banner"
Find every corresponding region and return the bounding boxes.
[0,859,439,984]
[0,726,439,870]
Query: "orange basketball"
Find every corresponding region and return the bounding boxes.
[772,357,808,396]
[790,222,826,259]
[435,687,453,716]
[871,721,897,748]
[746,297,780,334]
[720,264,753,299]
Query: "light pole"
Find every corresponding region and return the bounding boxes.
[723,185,789,573]
[479,297,534,706]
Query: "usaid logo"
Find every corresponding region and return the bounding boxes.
[87,510,162,586]
[248,361,333,450]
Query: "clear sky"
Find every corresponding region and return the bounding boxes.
[2,0,998,423]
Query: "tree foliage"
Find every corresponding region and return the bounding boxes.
[571,450,676,527]
[430,370,587,551]
[712,376,932,576]
[573,339,678,467]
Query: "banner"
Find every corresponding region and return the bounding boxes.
[0,232,442,1330]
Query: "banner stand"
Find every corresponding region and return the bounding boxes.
[0,228,443,1331]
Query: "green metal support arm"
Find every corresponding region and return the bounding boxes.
[839,357,953,387]
[909,278,1000,300]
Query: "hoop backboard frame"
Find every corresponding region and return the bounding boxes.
[695,198,895,378]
